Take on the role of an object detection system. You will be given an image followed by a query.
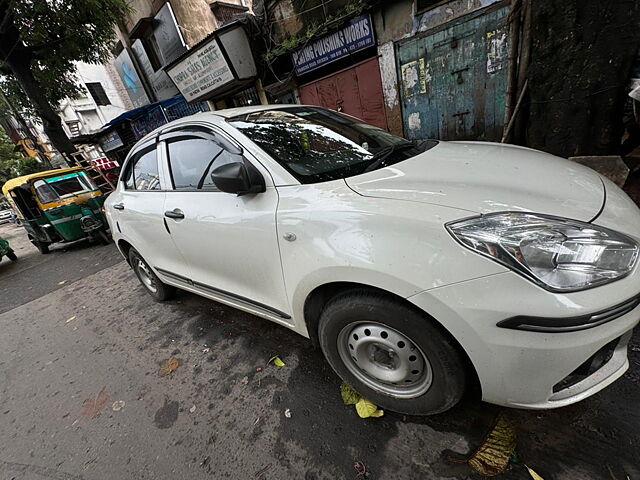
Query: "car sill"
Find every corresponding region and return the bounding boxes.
[154,267,292,321]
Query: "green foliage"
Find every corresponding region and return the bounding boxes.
[264,0,368,62]
[0,71,80,117]
[0,129,46,186]
[0,0,131,114]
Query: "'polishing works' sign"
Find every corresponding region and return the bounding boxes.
[291,15,375,75]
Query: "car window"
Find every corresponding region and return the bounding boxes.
[125,148,160,191]
[167,137,242,191]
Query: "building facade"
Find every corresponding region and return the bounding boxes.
[113,0,253,108]
[73,0,257,172]
[59,61,131,138]
[261,0,513,141]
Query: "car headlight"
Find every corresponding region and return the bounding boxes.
[447,212,639,292]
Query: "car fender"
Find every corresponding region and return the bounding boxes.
[276,180,508,335]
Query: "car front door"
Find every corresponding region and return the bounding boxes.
[158,126,291,322]
[111,140,191,280]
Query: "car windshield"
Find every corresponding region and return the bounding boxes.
[228,107,437,183]
[33,173,94,204]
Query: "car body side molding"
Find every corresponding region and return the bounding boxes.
[154,266,292,320]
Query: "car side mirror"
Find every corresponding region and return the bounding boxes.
[210,161,266,196]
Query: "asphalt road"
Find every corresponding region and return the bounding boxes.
[0,222,121,314]
[0,221,639,480]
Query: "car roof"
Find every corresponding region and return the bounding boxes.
[126,104,308,154]
[210,104,301,118]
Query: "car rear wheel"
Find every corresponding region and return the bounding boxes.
[6,249,17,261]
[129,248,175,301]
[318,291,467,415]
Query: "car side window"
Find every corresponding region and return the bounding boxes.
[124,148,161,191]
[166,136,243,191]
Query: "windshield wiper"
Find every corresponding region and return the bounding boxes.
[363,142,415,173]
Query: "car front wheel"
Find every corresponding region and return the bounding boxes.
[129,248,175,301]
[318,291,467,415]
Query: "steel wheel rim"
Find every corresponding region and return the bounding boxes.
[337,321,433,398]
[136,259,157,293]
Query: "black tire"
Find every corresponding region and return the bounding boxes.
[96,230,111,245]
[32,240,50,254]
[128,248,175,301]
[318,291,467,415]
[6,249,17,261]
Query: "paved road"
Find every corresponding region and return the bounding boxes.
[0,222,121,314]
[0,221,639,479]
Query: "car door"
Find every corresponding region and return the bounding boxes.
[110,140,191,280]
[159,126,291,322]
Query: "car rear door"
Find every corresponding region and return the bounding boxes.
[110,139,191,280]
[158,125,291,322]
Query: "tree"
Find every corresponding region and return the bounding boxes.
[0,128,45,186]
[0,0,130,156]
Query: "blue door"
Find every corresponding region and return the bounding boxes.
[396,5,510,141]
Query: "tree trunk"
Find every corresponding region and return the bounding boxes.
[522,0,640,158]
[5,58,77,157]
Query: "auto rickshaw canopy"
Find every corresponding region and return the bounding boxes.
[1,167,83,198]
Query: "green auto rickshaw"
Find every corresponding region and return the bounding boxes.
[0,235,17,262]
[1,167,110,254]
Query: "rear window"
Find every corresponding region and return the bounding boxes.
[123,148,161,191]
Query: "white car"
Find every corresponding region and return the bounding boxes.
[105,105,640,415]
[0,208,13,224]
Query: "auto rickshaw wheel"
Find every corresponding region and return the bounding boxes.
[96,230,111,245]
[6,249,17,261]
[32,240,50,254]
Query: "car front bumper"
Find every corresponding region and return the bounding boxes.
[408,269,640,409]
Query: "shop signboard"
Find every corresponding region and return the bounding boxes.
[132,106,168,140]
[166,38,234,102]
[166,23,257,103]
[131,39,180,101]
[99,130,124,152]
[114,49,150,108]
[154,3,187,65]
[291,15,375,75]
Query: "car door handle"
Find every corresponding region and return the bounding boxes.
[112,203,124,210]
[164,209,184,219]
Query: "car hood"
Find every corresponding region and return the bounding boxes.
[346,141,605,221]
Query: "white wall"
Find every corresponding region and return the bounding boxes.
[75,61,129,123]
[59,61,130,136]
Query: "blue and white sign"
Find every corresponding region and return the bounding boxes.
[99,131,124,152]
[292,15,375,75]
